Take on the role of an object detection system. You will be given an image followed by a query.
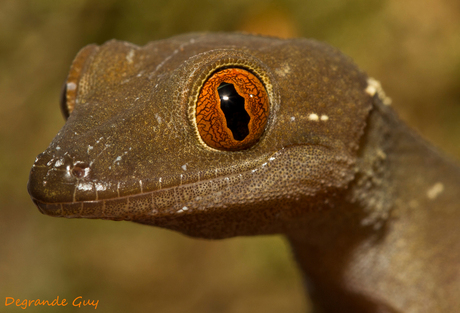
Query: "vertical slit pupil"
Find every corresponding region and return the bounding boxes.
[217,82,250,141]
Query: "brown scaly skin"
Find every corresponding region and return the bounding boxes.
[28,33,460,312]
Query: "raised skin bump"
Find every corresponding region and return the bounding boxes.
[28,33,460,313]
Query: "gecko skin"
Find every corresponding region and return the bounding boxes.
[28,33,460,312]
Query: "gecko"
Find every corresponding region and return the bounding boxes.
[27,33,460,312]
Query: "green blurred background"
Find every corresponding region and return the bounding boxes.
[1,0,459,312]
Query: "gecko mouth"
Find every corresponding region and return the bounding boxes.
[30,194,155,221]
[29,144,350,225]
[29,156,270,221]
[28,170,249,221]
[27,150,278,221]
[28,142,285,221]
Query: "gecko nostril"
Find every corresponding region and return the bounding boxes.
[71,163,90,178]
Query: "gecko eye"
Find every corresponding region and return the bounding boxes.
[60,80,70,120]
[59,44,98,121]
[196,68,269,151]
[59,80,78,120]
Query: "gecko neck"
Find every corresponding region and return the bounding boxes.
[286,101,460,312]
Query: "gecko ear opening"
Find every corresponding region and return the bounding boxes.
[60,44,99,119]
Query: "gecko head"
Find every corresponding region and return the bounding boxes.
[28,33,372,238]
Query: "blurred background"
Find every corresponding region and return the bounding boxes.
[1,0,459,312]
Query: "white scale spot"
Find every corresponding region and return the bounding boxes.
[126,49,135,64]
[275,63,291,77]
[182,164,187,171]
[365,81,377,96]
[155,114,162,124]
[56,146,61,150]
[95,183,106,191]
[365,77,392,105]
[55,158,64,167]
[82,167,90,177]
[77,182,93,191]
[67,82,77,91]
[427,182,444,200]
[87,145,93,154]
[320,115,329,121]
[65,165,71,177]
[290,116,295,122]
[308,113,319,121]
[177,206,189,213]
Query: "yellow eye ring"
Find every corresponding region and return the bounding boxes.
[196,68,269,151]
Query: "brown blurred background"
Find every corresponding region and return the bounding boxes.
[1,0,459,312]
